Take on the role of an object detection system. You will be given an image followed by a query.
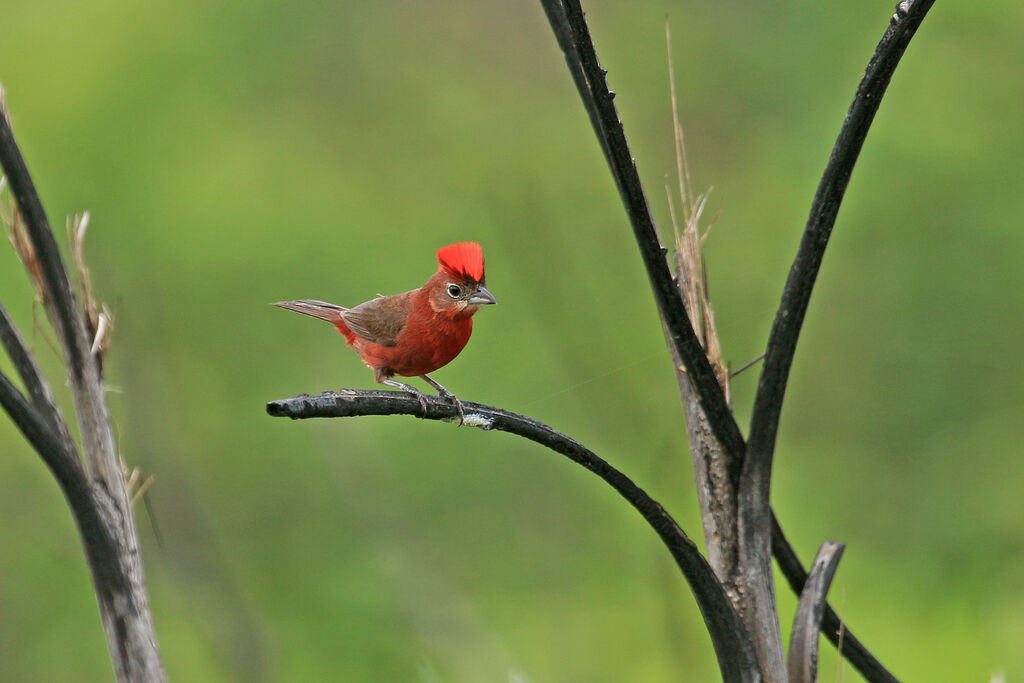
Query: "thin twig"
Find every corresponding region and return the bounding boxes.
[729,353,765,380]
[268,388,760,683]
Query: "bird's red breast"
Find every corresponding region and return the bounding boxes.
[352,288,475,377]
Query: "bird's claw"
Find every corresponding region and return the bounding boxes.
[380,379,430,417]
[433,386,465,425]
[449,395,466,426]
[411,391,429,417]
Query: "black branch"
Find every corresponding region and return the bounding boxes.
[268,389,760,683]
[539,0,746,465]
[536,1,928,681]
[735,3,933,679]
[0,371,85,512]
[0,306,97,544]
[745,0,936,504]
[0,303,76,453]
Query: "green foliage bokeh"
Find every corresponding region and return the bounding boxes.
[2,1,1023,680]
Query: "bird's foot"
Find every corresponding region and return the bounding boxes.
[420,375,465,426]
[439,390,466,426]
[413,392,430,417]
[381,379,429,417]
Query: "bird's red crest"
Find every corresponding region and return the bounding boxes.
[436,242,485,282]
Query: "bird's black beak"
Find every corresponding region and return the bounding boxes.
[469,285,497,305]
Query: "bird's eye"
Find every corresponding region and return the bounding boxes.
[447,284,462,298]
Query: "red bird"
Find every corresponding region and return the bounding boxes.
[274,242,496,419]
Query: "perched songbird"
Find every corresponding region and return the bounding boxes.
[273,242,496,420]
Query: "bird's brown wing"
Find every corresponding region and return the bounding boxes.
[342,291,415,346]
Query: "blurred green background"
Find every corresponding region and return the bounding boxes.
[1,0,1023,680]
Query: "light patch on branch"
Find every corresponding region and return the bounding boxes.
[447,412,495,429]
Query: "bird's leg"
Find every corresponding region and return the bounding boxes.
[379,377,429,416]
[420,374,465,425]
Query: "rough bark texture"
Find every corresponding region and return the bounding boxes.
[677,365,738,586]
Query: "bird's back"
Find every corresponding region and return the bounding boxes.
[341,290,417,346]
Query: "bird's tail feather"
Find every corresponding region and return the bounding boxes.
[273,299,346,323]
[272,299,355,342]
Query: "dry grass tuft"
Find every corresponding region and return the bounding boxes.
[120,458,155,508]
[1,176,46,302]
[664,22,730,404]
